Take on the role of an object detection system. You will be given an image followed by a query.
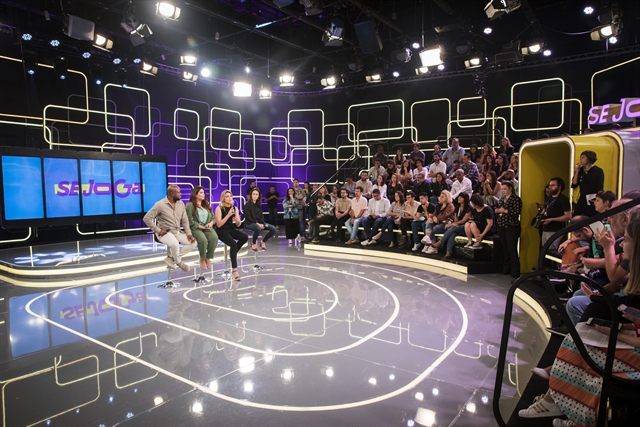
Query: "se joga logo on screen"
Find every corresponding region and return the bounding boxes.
[53,180,144,197]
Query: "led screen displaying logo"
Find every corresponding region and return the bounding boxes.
[142,162,167,211]
[1,155,45,220]
[113,160,142,214]
[44,157,81,218]
[80,159,113,216]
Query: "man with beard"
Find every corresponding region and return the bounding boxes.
[144,185,197,271]
[540,177,572,252]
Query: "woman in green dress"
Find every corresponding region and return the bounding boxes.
[186,186,218,269]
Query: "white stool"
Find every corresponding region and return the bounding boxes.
[215,245,232,281]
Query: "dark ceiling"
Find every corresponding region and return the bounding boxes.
[1,0,639,91]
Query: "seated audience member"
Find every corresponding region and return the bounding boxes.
[430,172,450,206]
[264,185,280,227]
[508,153,519,175]
[540,177,572,252]
[386,173,404,200]
[361,189,391,246]
[215,190,248,281]
[426,193,472,257]
[384,160,397,182]
[461,153,480,186]
[342,176,356,198]
[482,170,502,206]
[468,144,480,164]
[427,152,446,182]
[308,195,335,243]
[330,188,352,242]
[420,190,455,247]
[282,187,300,244]
[245,188,277,251]
[594,190,616,216]
[473,172,486,195]
[372,175,388,199]
[393,147,405,168]
[413,172,431,199]
[451,169,473,200]
[330,185,340,204]
[463,194,495,249]
[483,154,500,176]
[144,185,197,272]
[413,159,427,181]
[358,171,373,199]
[369,159,386,182]
[498,169,518,193]
[345,186,368,244]
[497,136,515,161]
[494,181,522,279]
[399,191,420,249]
[410,192,433,251]
[429,144,443,164]
[306,183,320,221]
[572,150,605,217]
[480,143,496,169]
[185,186,218,270]
[442,137,465,171]
[380,191,405,247]
[373,144,388,165]
[518,219,640,427]
[398,159,414,189]
[409,142,426,167]
[496,153,509,175]
[447,160,461,178]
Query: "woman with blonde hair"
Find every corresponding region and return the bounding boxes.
[214,190,248,280]
[421,190,455,245]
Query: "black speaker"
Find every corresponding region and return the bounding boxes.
[353,20,383,54]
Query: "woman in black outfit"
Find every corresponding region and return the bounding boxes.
[468,144,480,164]
[430,172,449,205]
[571,150,604,217]
[497,136,515,161]
[386,173,404,200]
[215,190,248,281]
[494,181,522,279]
[245,188,277,252]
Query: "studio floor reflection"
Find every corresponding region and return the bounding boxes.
[0,237,548,427]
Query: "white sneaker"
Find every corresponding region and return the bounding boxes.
[412,243,421,251]
[464,241,474,248]
[368,239,377,245]
[518,399,563,418]
[421,235,431,245]
[426,246,438,254]
[422,245,430,253]
[553,419,575,427]
[472,241,483,249]
[361,240,370,246]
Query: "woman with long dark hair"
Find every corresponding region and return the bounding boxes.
[496,153,509,175]
[282,187,300,244]
[497,136,514,160]
[245,188,277,251]
[482,170,502,206]
[480,143,496,169]
[386,173,404,200]
[379,191,405,248]
[468,144,480,164]
[215,190,247,280]
[185,186,218,269]
[483,154,500,175]
[430,172,450,205]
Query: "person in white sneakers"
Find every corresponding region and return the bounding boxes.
[463,194,495,249]
[362,189,390,246]
[345,186,368,244]
[144,185,197,272]
[410,192,432,251]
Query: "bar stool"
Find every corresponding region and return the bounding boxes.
[215,244,232,281]
[249,243,264,273]
[158,248,179,289]
[191,264,210,285]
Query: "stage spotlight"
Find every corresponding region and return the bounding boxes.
[259,86,272,99]
[140,59,158,76]
[23,51,37,75]
[415,408,436,427]
[89,62,103,85]
[584,6,594,15]
[156,2,181,20]
[590,23,620,41]
[113,58,121,65]
[415,392,424,400]
[300,0,323,16]
[484,0,508,19]
[279,71,294,87]
[543,49,551,56]
[115,67,128,87]
[437,64,445,70]
[521,42,542,55]
[233,82,252,97]
[415,66,429,75]
[133,58,141,64]
[365,70,382,82]
[391,48,412,63]
[412,42,420,49]
[22,33,33,41]
[200,67,211,77]
[321,74,338,89]
[392,71,400,78]
[180,51,198,66]
[464,57,483,68]
[50,39,60,47]
[322,17,344,47]
[609,36,618,44]
[182,70,198,82]
[282,369,294,381]
[53,56,68,80]
[190,401,203,415]
[325,368,334,377]
[121,10,153,45]
[82,52,91,59]
[93,34,114,50]
[419,47,443,67]
[484,27,492,34]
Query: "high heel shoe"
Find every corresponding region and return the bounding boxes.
[260,241,267,250]
[251,243,258,252]
[232,269,241,281]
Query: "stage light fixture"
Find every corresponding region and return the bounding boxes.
[415,408,436,427]
[233,81,252,97]
[464,57,483,69]
[180,51,198,66]
[50,39,60,47]
[543,49,551,56]
[113,58,122,65]
[484,27,492,34]
[93,34,114,50]
[321,74,338,89]
[121,10,153,45]
[392,48,412,63]
[282,369,294,380]
[23,57,37,75]
[365,70,382,82]
[584,6,594,15]
[245,65,250,74]
[609,36,618,44]
[22,33,33,41]
[82,52,91,59]
[521,42,542,55]
[89,62,103,85]
[590,23,620,41]
[182,70,198,82]
[200,67,211,77]
[259,86,272,99]
[139,60,158,76]
[156,2,181,20]
[484,0,508,19]
[190,401,203,415]
[412,42,420,49]
[133,58,141,64]
[323,17,344,46]
[437,64,445,70]
[415,66,429,75]
[279,71,294,87]
[392,71,400,77]
[419,47,444,67]
[53,56,68,80]
[300,0,323,16]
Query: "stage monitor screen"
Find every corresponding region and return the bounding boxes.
[1,156,45,220]
[113,160,142,214]
[43,157,81,218]
[142,161,167,211]
[80,159,113,216]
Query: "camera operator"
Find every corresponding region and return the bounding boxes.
[540,177,572,252]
